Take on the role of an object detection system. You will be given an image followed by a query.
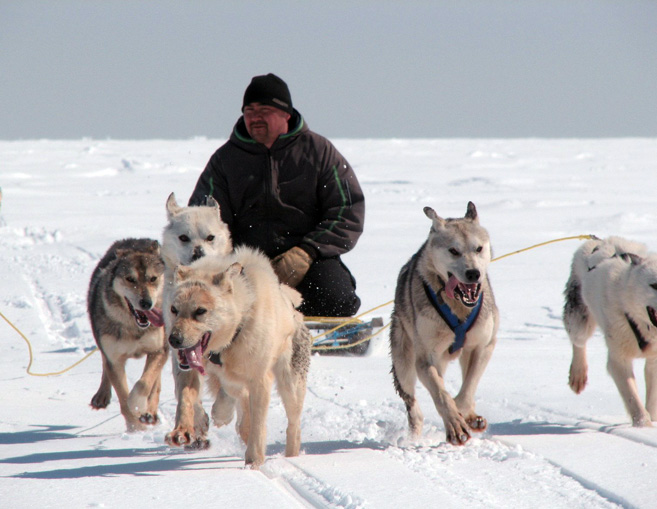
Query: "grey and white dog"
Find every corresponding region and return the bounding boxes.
[88,238,167,431]
[390,202,499,445]
[564,235,657,427]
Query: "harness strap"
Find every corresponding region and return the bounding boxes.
[208,324,243,366]
[423,281,483,354]
[625,313,649,352]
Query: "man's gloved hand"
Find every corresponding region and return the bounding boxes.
[272,246,313,287]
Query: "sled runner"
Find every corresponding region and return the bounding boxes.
[306,316,384,355]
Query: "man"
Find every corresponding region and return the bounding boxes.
[188,73,364,317]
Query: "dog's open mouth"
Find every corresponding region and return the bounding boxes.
[177,331,211,376]
[125,298,164,328]
[445,274,481,307]
[648,306,657,327]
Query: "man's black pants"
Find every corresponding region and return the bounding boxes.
[296,256,360,317]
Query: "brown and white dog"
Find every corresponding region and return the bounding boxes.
[88,238,167,431]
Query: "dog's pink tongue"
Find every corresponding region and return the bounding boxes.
[183,344,206,376]
[445,275,459,299]
[144,308,164,328]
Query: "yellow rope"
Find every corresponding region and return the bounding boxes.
[312,322,391,352]
[0,308,98,376]
[3,234,599,369]
[491,234,597,262]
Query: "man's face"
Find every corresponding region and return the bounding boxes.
[243,103,291,148]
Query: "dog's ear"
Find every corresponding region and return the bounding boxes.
[211,263,242,289]
[623,253,643,266]
[424,206,445,230]
[166,192,181,219]
[226,262,243,278]
[465,201,479,223]
[146,239,161,255]
[174,264,191,283]
[206,195,220,211]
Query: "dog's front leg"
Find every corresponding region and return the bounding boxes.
[244,375,273,468]
[90,357,113,409]
[211,386,236,427]
[454,341,495,432]
[103,355,144,432]
[166,363,209,448]
[607,350,652,427]
[128,344,168,424]
[416,357,471,445]
[569,344,589,394]
[644,357,657,422]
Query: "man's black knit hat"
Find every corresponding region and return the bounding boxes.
[242,73,293,115]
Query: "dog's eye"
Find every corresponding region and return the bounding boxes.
[170,306,178,315]
[179,235,190,243]
[449,248,460,257]
[206,235,215,242]
[150,276,158,283]
[126,276,137,284]
[194,308,207,318]
[476,246,483,253]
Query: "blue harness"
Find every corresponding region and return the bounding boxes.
[422,281,483,354]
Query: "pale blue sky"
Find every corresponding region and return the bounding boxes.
[2,0,656,139]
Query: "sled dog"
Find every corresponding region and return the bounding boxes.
[88,238,167,431]
[161,192,234,442]
[161,192,232,271]
[390,202,498,445]
[164,246,311,468]
[563,236,657,426]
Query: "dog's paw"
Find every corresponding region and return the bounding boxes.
[166,429,193,447]
[90,392,110,410]
[166,428,209,449]
[466,415,487,432]
[568,356,589,394]
[185,437,210,451]
[568,368,588,394]
[631,413,654,428]
[444,416,472,446]
[139,413,159,425]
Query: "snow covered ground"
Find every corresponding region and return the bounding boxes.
[1,138,656,508]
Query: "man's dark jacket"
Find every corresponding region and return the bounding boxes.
[188,111,365,260]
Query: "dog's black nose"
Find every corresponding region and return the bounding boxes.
[191,246,205,261]
[139,298,152,310]
[465,269,480,282]
[168,332,184,349]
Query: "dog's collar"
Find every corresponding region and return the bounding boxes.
[208,324,243,366]
[625,313,650,352]
[423,280,483,354]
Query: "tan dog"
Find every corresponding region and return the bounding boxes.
[88,238,167,431]
[390,203,498,445]
[164,246,311,468]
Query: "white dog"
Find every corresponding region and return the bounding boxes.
[563,236,657,426]
[161,192,232,271]
[161,192,234,443]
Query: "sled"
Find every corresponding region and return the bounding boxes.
[305,316,384,355]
